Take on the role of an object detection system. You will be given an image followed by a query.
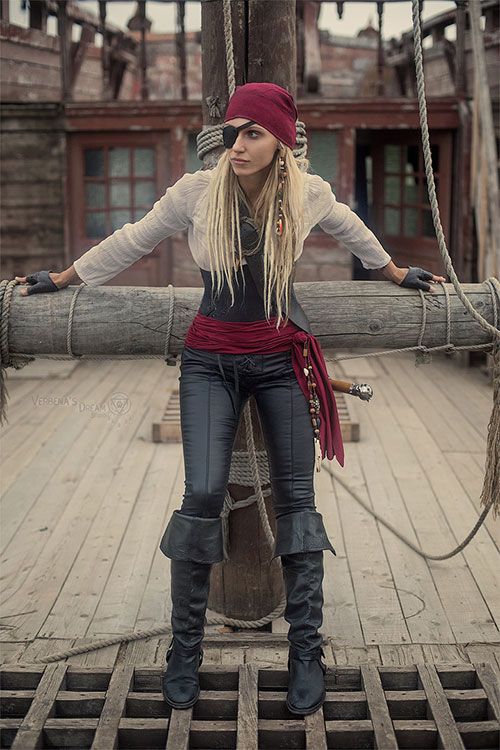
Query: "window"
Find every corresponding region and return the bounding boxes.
[83,146,156,238]
[186,133,200,173]
[307,131,338,232]
[307,130,338,182]
[365,153,374,224]
[382,143,440,238]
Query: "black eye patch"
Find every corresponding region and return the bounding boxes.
[222,120,258,149]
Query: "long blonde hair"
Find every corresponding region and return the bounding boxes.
[204,144,310,328]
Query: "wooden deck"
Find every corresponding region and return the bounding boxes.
[0,350,499,676]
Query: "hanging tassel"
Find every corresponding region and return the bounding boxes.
[314,437,322,473]
[480,338,500,520]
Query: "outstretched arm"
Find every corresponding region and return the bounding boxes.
[308,175,445,290]
[74,171,205,287]
[15,171,206,295]
[15,266,83,296]
[382,261,446,291]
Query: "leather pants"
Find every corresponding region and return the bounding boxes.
[175,345,331,523]
[159,344,336,713]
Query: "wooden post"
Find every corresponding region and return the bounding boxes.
[301,0,321,93]
[200,0,246,168]
[57,2,73,102]
[452,2,471,283]
[247,0,296,90]
[175,0,187,100]
[0,0,9,22]
[200,0,299,625]
[468,0,500,280]
[72,24,96,90]
[454,0,467,98]
[376,1,385,97]
[98,1,111,100]
[138,0,149,101]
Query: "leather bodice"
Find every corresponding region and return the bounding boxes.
[198,265,278,322]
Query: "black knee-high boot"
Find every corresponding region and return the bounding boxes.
[272,510,336,716]
[159,510,224,710]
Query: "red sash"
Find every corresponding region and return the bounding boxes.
[185,312,345,467]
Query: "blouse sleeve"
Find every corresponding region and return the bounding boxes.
[73,171,205,286]
[306,174,392,270]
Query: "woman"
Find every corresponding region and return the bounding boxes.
[15,82,445,715]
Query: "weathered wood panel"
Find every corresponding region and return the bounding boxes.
[0,21,134,102]
[6,282,498,358]
[0,104,65,280]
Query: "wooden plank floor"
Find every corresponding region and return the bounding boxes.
[0,352,498,675]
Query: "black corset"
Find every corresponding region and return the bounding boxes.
[198,265,278,322]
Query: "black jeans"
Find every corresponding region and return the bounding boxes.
[178,346,317,520]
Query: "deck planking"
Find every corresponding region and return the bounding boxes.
[0,352,498,672]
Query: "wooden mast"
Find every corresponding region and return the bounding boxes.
[199,0,300,622]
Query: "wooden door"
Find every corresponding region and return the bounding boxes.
[67,132,173,286]
[368,131,453,275]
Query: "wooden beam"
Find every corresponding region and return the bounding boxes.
[61,97,461,134]
[376,1,385,97]
[109,59,127,100]
[0,0,9,22]
[302,0,321,94]
[6,283,498,358]
[56,2,73,102]
[469,0,500,279]
[454,0,467,97]
[46,0,133,36]
[71,23,96,89]
[176,0,187,100]
[98,1,112,100]
[442,37,456,86]
[139,0,149,101]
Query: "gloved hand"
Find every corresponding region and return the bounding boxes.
[398,266,442,292]
[14,270,61,296]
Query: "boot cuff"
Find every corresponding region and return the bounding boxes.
[272,510,336,559]
[159,510,224,563]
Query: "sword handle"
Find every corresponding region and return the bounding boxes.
[329,378,352,393]
[329,378,374,401]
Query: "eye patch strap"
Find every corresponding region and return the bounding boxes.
[222,120,258,148]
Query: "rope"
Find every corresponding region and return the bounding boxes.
[38,596,288,664]
[321,458,497,560]
[66,283,85,358]
[0,279,35,424]
[223,0,236,98]
[228,449,270,486]
[330,277,499,365]
[196,0,308,162]
[410,0,499,341]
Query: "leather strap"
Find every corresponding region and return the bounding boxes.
[237,200,313,334]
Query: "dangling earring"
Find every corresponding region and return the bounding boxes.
[275,153,287,236]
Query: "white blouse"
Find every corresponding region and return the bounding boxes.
[73,169,392,286]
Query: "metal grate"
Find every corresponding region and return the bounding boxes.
[0,661,498,749]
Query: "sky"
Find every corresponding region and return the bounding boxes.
[10,1,460,42]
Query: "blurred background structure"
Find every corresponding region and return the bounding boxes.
[0,1,498,312]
